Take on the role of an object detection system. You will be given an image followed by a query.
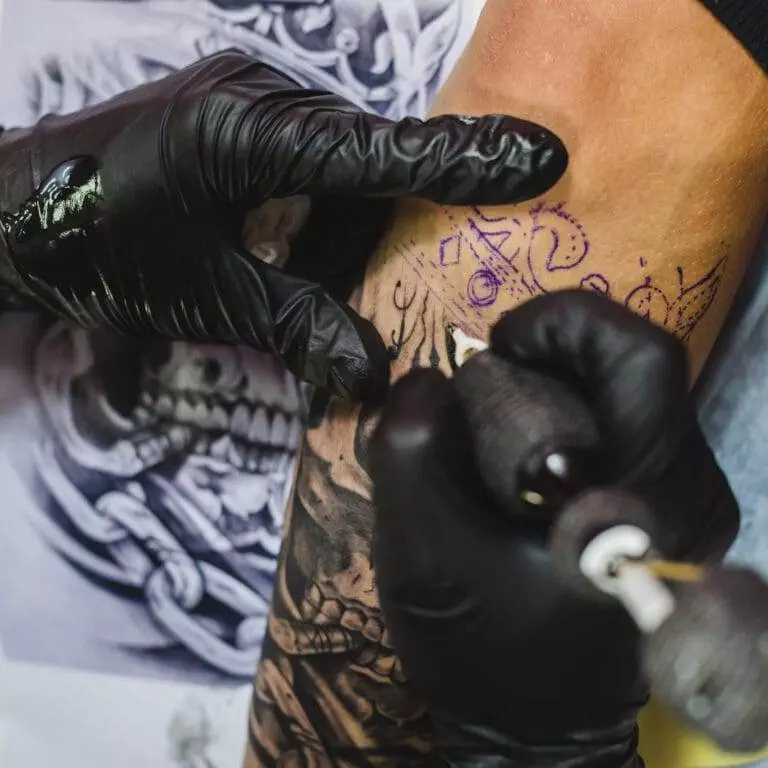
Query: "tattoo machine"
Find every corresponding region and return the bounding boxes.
[448,326,768,755]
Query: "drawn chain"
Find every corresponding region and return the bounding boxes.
[32,439,266,677]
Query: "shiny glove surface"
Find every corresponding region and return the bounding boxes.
[369,291,739,767]
[0,51,567,402]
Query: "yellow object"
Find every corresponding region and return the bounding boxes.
[639,698,768,767]
[643,561,706,584]
[636,564,767,765]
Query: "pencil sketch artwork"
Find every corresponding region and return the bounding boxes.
[0,0,471,684]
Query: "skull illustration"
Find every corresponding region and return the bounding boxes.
[0,0,465,681]
[31,321,305,678]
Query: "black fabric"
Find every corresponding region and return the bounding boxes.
[698,0,768,75]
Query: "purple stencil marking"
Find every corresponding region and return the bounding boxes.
[524,202,591,293]
[625,276,670,324]
[542,226,561,270]
[580,274,611,297]
[484,230,512,251]
[439,235,462,267]
[396,242,475,328]
[472,206,506,224]
[622,259,726,340]
[400,203,722,342]
[397,203,596,333]
[467,269,502,308]
[467,218,517,265]
[667,259,726,341]
[464,214,536,302]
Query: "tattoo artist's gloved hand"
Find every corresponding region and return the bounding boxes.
[369,291,738,767]
[0,51,567,402]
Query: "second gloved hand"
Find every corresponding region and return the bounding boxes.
[369,291,739,767]
[0,51,567,402]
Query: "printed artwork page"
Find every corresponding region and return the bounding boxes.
[0,1,485,766]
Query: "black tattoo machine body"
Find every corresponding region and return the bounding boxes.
[449,328,768,756]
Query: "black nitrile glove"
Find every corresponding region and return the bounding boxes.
[370,291,739,767]
[0,51,567,402]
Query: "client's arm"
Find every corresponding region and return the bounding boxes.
[416,0,768,378]
[246,0,768,764]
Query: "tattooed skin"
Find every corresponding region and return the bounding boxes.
[246,202,726,766]
[248,275,447,766]
[395,204,727,341]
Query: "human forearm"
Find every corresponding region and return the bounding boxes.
[246,0,768,764]
[244,86,566,768]
[410,0,768,378]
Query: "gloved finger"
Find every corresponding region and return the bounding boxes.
[266,103,568,206]
[370,368,503,594]
[370,368,518,720]
[370,368,461,605]
[490,290,690,479]
[220,253,390,402]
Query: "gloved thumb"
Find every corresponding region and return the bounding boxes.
[370,368,493,610]
[226,254,390,402]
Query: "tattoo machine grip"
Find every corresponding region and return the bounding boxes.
[452,348,600,515]
[449,335,768,754]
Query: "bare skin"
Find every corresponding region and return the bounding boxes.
[246,1,768,764]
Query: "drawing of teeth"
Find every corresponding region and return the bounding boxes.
[30,322,303,676]
[5,0,467,682]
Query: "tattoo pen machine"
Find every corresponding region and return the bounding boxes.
[448,326,768,755]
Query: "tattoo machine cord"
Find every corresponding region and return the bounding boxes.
[448,326,768,755]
